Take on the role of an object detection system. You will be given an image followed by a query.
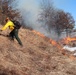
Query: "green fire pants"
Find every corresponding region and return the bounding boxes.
[9,29,23,46]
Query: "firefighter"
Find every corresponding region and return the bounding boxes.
[0,17,23,46]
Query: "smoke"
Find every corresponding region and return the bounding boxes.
[16,0,59,40]
[17,0,40,28]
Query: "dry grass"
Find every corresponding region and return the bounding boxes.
[0,26,76,75]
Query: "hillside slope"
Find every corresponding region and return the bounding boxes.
[0,27,76,75]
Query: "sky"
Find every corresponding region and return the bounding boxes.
[53,0,76,21]
[17,0,76,38]
[18,0,76,24]
[18,0,76,27]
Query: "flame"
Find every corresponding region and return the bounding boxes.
[32,30,45,38]
[32,30,76,60]
[32,30,62,49]
[49,39,61,49]
[63,37,76,44]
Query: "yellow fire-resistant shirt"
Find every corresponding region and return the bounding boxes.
[1,20,14,31]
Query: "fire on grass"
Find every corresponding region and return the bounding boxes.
[32,30,62,49]
[62,36,76,60]
[32,30,76,60]
[63,37,76,45]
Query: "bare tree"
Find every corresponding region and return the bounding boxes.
[55,10,75,37]
[39,0,56,31]
[39,0,75,38]
[0,0,21,24]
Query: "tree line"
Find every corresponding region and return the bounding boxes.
[39,0,75,37]
[0,0,21,24]
[0,0,75,37]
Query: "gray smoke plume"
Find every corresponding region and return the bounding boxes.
[16,0,60,40]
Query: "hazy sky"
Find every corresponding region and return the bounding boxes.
[53,0,76,20]
[17,0,76,38]
[18,0,76,20]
